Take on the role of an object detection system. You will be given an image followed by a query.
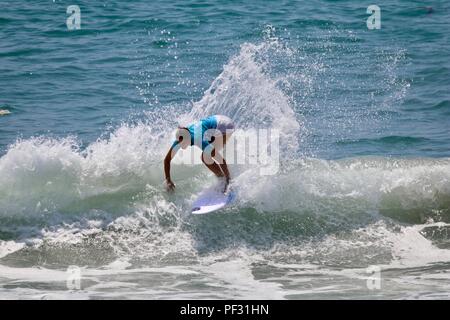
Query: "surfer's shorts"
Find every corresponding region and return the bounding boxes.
[215,115,235,135]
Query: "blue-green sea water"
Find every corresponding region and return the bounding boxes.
[0,0,450,299]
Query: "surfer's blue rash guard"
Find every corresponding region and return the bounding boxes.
[172,115,218,151]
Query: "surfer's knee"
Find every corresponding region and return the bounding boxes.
[201,151,214,165]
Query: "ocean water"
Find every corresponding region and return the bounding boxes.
[0,0,450,299]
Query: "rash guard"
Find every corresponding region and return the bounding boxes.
[172,115,218,151]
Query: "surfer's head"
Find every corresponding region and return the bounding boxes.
[175,127,191,149]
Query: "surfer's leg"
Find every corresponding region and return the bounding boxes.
[203,147,230,193]
[203,127,234,191]
[222,133,231,148]
[212,152,230,179]
[201,151,224,177]
[213,133,231,170]
[211,150,230,193]
[209,133,232,173]
[212,133,231,152]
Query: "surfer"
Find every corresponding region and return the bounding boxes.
[164,115,235,193]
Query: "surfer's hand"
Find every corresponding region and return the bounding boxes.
[165,179,175,192]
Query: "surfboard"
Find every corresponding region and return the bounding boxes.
[191,186,236,214]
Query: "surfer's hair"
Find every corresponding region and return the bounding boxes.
[176,127,189,142]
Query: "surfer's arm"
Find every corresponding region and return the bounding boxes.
[164,146,176,191]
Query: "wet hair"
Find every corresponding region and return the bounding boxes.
[176,127,189,142]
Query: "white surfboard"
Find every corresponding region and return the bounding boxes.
[191,186,236,214]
